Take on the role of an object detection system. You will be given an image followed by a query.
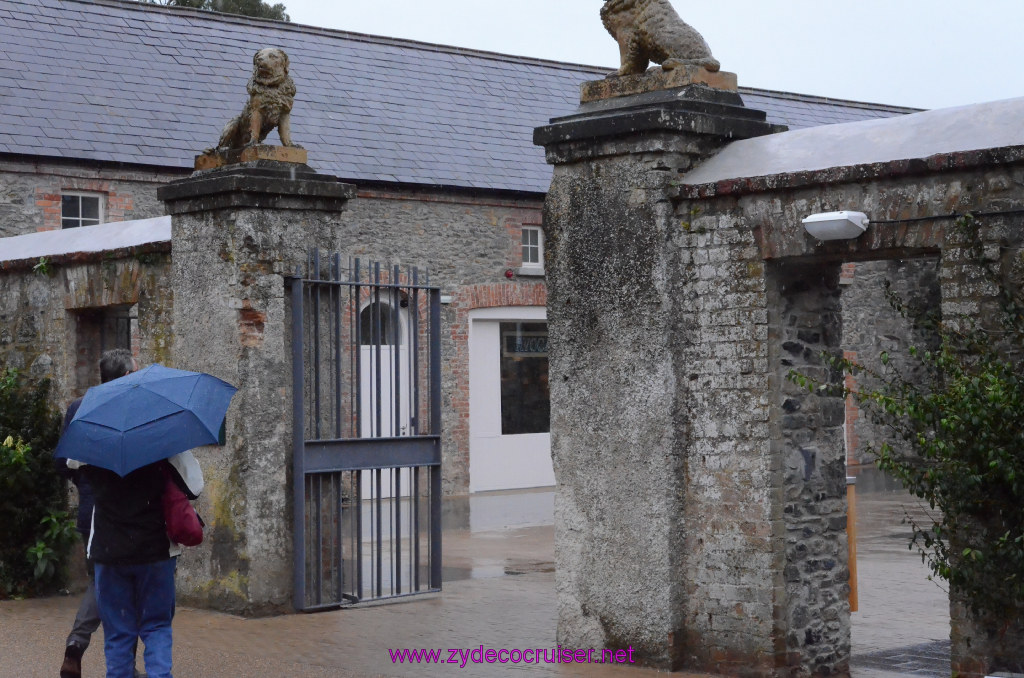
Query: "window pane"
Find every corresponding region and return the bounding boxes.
[82,218,100,227]
[359,302,397,345]
[62,195,80,218]
[62,218,79,229]
[81,196,100,220]
[522,244,535,264]
[522,228,542,266]
[500,322,549,435]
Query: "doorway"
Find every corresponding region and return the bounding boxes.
[468,307,554,493]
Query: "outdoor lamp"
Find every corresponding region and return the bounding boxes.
[801,211,870,240]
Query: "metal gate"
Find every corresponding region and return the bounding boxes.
[288,251,442,611]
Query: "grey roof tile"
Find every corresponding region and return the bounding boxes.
[0,0,919,194]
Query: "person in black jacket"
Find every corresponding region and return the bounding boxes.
[84,459,178,678]
[58,348,145,678]
[73,349,188,678]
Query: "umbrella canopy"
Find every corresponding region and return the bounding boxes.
[55,364,237,477]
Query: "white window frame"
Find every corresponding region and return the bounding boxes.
[61,191,105,229]
[518,225,544,276]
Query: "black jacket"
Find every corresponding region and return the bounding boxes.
[83,462,173,566]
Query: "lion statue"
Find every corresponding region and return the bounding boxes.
[213,47,299,151]
[600,0,720,77]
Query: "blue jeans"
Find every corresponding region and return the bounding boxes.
[95,558,176,678]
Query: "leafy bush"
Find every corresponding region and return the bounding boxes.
[0,368,72,598]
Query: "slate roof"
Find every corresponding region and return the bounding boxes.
[0,0,919,194]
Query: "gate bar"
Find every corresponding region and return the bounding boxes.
[289,274,306,611]
[429,288,442,589]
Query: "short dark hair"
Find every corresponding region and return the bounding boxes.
[99,348,134,383]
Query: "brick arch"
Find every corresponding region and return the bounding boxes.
[456,281,547,311]
[444,281,547,495]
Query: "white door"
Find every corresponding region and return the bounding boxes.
[359,297,412,499]
[469,307,554,492]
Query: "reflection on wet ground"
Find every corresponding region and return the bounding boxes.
[440,486,555,584]
[848,465,950,677]
[0,473,953,677]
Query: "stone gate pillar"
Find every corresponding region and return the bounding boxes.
[159,151,355,614]
[534,72,795,672]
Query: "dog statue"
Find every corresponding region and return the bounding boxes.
[213,48,299,150]
[600,0,720,76]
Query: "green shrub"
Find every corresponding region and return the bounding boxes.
[0,368,71,598]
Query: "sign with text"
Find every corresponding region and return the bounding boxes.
[502,331,548,358]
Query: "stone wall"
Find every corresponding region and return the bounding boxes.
[540,100,781,670]
[839,258,940,466]
[0,247,173,408]
[769,261,849,674]
[680,151,1024,677]
[544,148,689,668]
[0,158,182,237]
[540,75,1024,675]
[165,174,354,614]
[158,163,550,612]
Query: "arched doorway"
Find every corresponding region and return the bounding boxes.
[358,293,412,501]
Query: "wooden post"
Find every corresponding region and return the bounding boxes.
[847,476,858,612]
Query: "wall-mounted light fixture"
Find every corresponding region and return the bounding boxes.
[802,211,870,241]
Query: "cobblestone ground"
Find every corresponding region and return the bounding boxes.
[0,479,950,678]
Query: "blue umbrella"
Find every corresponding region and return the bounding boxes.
[55,364,237,477]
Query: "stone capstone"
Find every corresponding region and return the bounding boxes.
[158,160,355,214]
[535,84,786,160]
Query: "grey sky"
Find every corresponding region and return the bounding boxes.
[280,0,1024,110]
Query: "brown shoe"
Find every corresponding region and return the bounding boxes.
[60,643,83,678]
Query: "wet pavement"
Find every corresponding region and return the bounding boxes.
[848,469,950,678]
[0,473,951,678]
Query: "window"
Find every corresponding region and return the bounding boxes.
[499,321,549,435]
[521,226,543,270]
[359,301,403,346]
[62,193,103,229]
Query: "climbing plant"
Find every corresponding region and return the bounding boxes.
[791,214,1024,620]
